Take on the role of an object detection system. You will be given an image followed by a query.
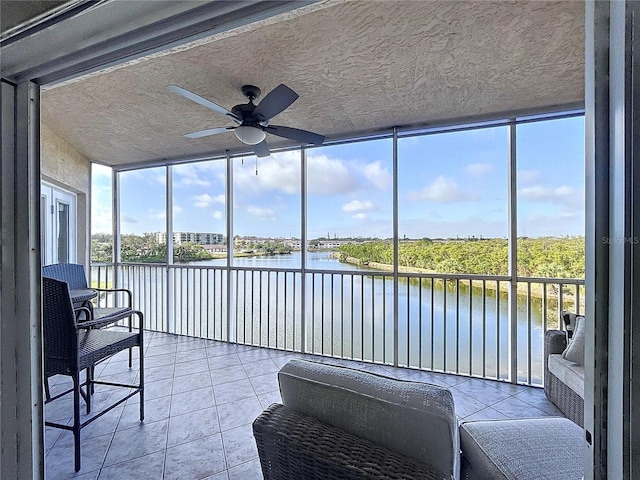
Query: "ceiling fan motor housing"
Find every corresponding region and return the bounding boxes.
[241,85,261,101]
[231,103,264,126]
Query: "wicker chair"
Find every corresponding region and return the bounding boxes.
[253,359,459,480]
[42,262,133,313]
[42,263,138,399]
[544,330,584,427]
[43,277,144,472]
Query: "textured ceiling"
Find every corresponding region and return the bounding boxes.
[41,0,584,167]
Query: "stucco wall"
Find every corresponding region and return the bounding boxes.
[40,123,90,266]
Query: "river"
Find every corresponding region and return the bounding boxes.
[160,250,557,385]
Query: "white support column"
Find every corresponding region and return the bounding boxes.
[0,79,44,479]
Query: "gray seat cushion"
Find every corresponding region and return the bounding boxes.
[278,359,459,479]
[548,354,585,399]
[460,417,584,480]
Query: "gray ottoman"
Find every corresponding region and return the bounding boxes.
[460,417,584,480]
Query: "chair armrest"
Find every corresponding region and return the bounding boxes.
[93,288,132,308]
[74,306,93,324]
[77,308,142,330]
[545,330,567,356]
[253,403,450,480]
[544,329,569,400]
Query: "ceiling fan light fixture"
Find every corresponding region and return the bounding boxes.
[234,125,266,145]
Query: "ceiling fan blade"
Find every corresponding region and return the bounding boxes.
[167,85,241,124]
[265,125,325,145]
[253,140,270,157]
[185,127,233,139]
[253,84,299,122]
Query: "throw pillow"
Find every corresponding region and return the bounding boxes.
[562,315,586,365]
[562,310,578,341]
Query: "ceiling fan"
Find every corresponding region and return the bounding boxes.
[167,83,325,157]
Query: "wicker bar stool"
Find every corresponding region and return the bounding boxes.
[43,277,144,472]
[43,263,138,399]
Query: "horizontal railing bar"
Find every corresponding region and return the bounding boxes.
[95,262,585,286]
[517,276,585,285]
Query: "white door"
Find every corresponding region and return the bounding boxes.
[41,183,77,265]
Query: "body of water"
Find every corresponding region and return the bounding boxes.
[104,251,575,385]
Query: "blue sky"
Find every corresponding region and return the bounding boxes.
[92,115,585,239]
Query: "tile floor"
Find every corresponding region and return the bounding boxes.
[44,329,564,479]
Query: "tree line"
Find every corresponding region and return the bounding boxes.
[92,234,292,263]
[338,237,585,279]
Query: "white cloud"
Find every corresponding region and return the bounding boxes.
[466,163,493,176]
[152,172,166,186]
[173,161,225,188]
[193,193,225,208]
[246,206,277,221]
[518,170,541,184]
[408,176,470,203]
[91,203,112,233]
[361,161,392,190]
[307,154,359,195]
[176,171,211,187]
[234,152,370,197]
[212,211,223,220]
[91,168,113,234]
[519,185,579,205]
[342,200,377,213]
[352,213,368,220]
[122,216,138,224]
[148,209,166,221]
[519,212,584,237]
[234,151,301,195]
[92,164,112,180]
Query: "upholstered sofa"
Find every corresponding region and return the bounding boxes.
[253,359,460,480]
[544,329,585,427]
[460,324,586,479]
[254,358,586,480]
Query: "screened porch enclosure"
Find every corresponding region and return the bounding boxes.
[91,112,586,387]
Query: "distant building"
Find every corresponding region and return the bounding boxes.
[316,240,354,249]
[156,232,224,245]
[283,239,302,250]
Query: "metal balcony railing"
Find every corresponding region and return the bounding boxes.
[91,262,584,386]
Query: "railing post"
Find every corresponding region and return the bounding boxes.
[112,170,121,290]
[507,120,519,383]
[166,166,174,334]
[392,127,399,368]
[300,148,307,354]
[225,151,233,343]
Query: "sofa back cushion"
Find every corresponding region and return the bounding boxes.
[279,359,459,479]
[562,315,586,365]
